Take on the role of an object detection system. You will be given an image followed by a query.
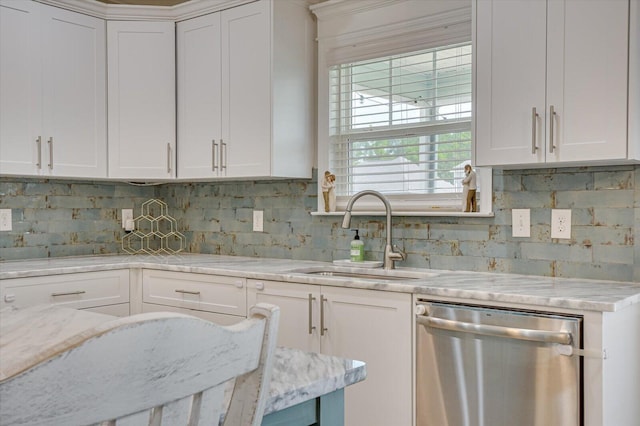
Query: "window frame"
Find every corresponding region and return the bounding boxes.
[312,1,493,217]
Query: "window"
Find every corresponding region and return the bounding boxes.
[328,42,475,211]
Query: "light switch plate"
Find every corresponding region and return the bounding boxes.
[0,209,11,231]
[512,209,530,237]
[253,210,264,232]
[551,209,571,239]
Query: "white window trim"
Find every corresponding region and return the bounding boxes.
[312,0,493,217]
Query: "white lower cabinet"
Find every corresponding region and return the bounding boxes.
[248,279,413,426]
[141,269,246,324]
[0,270,130,315]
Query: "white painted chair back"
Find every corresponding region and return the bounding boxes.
[0,303,280,426]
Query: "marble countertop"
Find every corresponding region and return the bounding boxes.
[2,254,640,312]
[0,305,366,417]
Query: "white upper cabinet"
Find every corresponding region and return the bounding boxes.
[177,0,314,179]
[107,21,175,180]
[0,0,107,178]
[475,0,631,167]
[176,12,222,179]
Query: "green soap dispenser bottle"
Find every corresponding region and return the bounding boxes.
[350,229,364,262]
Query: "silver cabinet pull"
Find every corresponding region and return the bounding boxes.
[47,137,53,170]
[212,139,218,172]
[175,289,200,295]
[531,107,539,154]
[36,136,42,169]
[549,105,556,153]
[220,139,227,171]
[308,293,316,335]
[167,143,172,174]
[320,295,328,336]
[51,290,86,297]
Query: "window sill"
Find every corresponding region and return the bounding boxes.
[310,210,495,218]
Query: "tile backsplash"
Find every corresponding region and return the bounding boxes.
[1,165,638,283]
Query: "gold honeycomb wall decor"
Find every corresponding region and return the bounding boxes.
[122,199,185,255]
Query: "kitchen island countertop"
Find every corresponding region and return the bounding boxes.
[0,304,366,422]
[2,254,640,312]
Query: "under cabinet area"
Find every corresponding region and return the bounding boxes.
[0,0,107,178]
[0,270,130,316]
[176,0,314,180]
[247,279,412,426]
[107,21,175,180]
[475,0,632,167]
[141,269,246,325]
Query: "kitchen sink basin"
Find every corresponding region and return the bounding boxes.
[289,266,437,282]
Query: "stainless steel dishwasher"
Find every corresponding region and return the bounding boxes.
[415,300,582,426]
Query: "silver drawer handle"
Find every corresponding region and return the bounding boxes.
[36,136,42,169]
[549,105,556,153]
[531,107,539,154]
[175,289,201,295]
[416,315,572,345]
[308,293,316,335]
[320,295,328,336]
[48,137,54,170]
[51,290,86,297]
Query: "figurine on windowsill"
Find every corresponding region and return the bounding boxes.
[321,170,336,212]
[462,164,477,213]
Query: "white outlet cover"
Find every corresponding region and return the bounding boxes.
[551,209,572,239]
[512,209,530,238]
[253,210,264,232]
[0,209,11,231]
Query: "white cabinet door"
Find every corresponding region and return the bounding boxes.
[546,0,628,163]
[475,0,630,167]
[0,0,41,175]
[107,21,175,180]
[321,286,412,426]
[221,0,271,178]
[249,279,412,426]
[0,1,106,178]
[176,12,223,179]
[175,0,313,180]
[475,0,547,166]
[248,279,321,352]
[41,4,107,178]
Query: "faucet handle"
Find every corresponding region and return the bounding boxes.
[391,245,406,261]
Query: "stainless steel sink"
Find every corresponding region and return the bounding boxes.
[289,266,437,282]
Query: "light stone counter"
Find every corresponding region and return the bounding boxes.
[2,254,640,312]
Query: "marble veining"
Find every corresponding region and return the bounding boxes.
[2,254,640,312]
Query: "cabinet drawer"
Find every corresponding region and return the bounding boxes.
[142,270,246,316]
[0,270,130,310]
[142,302,245,326]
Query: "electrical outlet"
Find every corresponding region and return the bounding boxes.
[512,209,530,237]
[551,209,571,239]
[0,209,11,231]
[253,210,264,232]
[122,209,133,229]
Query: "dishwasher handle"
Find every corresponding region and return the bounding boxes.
[416,314,573,345]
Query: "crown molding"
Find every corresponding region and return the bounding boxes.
[310,0,400,20]
[36,0,255,21]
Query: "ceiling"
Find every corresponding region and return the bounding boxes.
[95,0,323,5]
[95,0,190,4]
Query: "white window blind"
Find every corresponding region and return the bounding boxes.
[329,42,472,201]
